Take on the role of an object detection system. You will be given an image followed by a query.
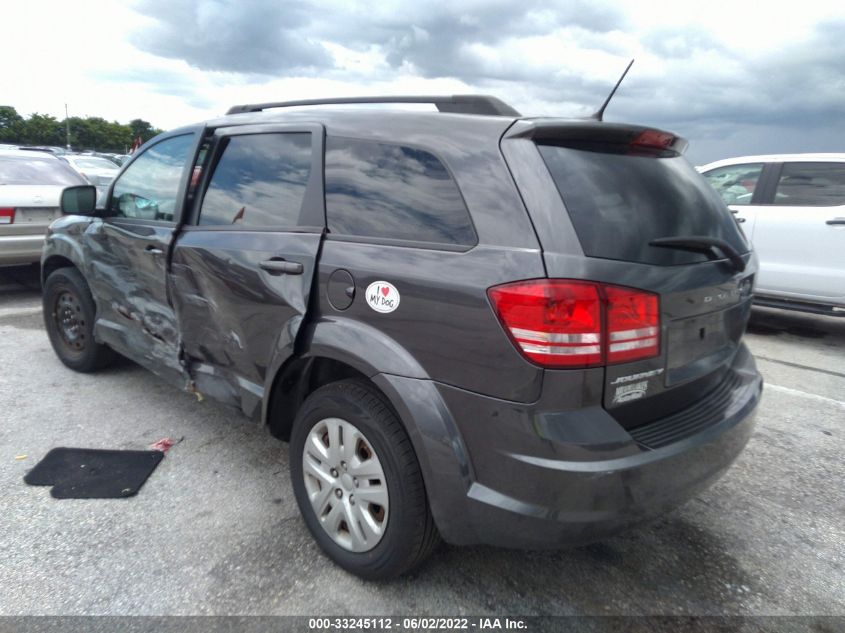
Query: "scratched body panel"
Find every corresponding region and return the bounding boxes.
[170,229,322,418]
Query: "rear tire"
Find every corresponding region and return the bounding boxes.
[43,267,116,372]
[290,379,440,579]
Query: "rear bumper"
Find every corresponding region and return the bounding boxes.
[754,295,845,317]
[0,234,44,266]
[378,344,762,548]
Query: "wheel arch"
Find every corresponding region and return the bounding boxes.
[263,346,476,545]
[41,232,89,286]
[42,254,78,286]
[266,355,371,441]
[262,317,429,434]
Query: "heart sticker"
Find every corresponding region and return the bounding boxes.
[366,281,400,314]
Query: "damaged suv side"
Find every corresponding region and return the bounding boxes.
[42,96,762,579]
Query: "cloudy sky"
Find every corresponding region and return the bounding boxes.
[3,0,843,163]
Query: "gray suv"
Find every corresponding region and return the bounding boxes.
[42,95,762,579]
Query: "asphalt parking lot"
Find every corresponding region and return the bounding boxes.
[0,264,842,618]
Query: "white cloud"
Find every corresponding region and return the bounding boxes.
[2,0,843,162]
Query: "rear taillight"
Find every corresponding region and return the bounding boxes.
[488,280,659,368]
[604,285,659,363]
[488,281,603,367]
[0,208,14,224]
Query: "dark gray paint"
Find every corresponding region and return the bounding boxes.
[43,105,763,548]
[313,240,545,401]
[170,229,322,418]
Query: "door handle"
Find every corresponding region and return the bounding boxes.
[735,217,746,223]
[259,258,304,275]
[826,218,845,226]
[145,245,164,255]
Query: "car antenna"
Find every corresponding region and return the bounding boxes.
[592,58,634,121]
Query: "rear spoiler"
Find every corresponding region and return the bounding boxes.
[504,120,689,155]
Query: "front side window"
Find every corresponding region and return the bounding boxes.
[702,163,764,205]
[199,133,311,227]
[773,162,845,207]
[325,137,476,246]
[109,134,195,222]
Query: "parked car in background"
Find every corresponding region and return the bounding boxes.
[19,146,68,156]
[61,155,120,197]
[98,153,125,166]
[43,95,761,579]
[700,154,845,316]
[0,149,86,265]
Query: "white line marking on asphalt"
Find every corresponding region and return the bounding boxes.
[767,383,845,408]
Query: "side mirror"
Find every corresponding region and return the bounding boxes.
[60,185,97,215]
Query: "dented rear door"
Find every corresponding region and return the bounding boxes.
[170,124,325,418]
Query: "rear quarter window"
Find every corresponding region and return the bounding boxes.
[538,143,749,266]
[774,162,845,207]
[324,137,476,247]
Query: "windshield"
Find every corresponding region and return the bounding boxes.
[538,143,749,266]
[71,157,119,170]
[0,155,86,186]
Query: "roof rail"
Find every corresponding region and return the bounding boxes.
[225,95,521,117]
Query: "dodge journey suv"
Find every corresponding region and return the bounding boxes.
[42,95,762,579]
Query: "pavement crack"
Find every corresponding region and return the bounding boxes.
[755,355,845,379]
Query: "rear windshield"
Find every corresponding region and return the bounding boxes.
[537,143,749,266]
[0,155,85,186]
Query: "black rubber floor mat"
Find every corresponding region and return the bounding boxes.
[24,448,164,498]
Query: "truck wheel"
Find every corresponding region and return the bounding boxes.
[290,378,440,579]
[43,267,116,372]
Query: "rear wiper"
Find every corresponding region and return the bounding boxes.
[649,236,746,273]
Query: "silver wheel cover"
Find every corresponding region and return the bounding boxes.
[302,417,390,552]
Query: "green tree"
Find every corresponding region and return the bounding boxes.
[2,107,163,150]
[104,120,133,151]
[0,105,25,143]
[129,118,163,143]
[20,113,64,146]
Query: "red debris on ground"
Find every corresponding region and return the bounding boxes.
[150,438,175,452]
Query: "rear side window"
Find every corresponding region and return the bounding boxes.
[773,162,845,207]
[702,163,764,205]
[200,133,311,227]
[538,143,748,266]
[325,137,476,247]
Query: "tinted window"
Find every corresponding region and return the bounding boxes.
[110,134,194,222]
[702,163,764,205]
[0,155,85,186]
[199,133,311,227]
[325,137,475,246]
[774,162,845,207]
[538,143,748,266]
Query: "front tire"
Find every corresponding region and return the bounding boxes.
[43,267,116,372]
[290,379,439,579]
